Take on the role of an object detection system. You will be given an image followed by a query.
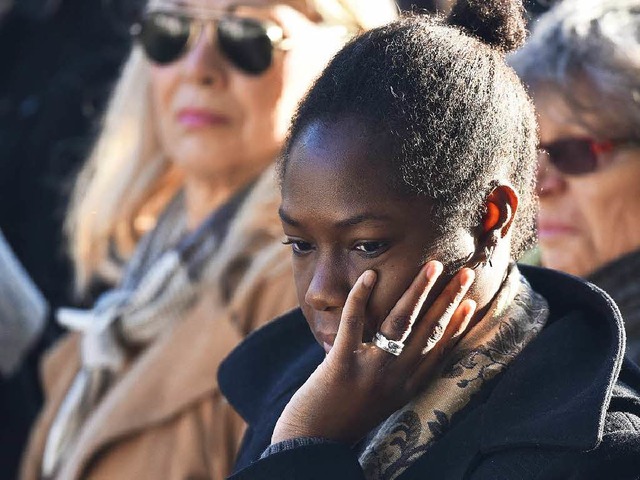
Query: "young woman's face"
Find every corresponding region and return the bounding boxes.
[149,0,342,181]
[281,119,447,354]
[535,90,640,277]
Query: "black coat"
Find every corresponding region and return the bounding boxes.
[219,266,640,479]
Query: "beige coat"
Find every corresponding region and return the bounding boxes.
[21,168,298,480]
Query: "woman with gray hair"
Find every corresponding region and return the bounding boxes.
[510,0,640,362]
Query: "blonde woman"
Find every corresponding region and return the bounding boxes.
[20,1,397,479]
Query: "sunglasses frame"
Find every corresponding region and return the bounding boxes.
[130,3,293,73]
[538,137,640,176]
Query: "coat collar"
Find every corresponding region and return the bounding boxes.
[220,266,627,462]
[480,265,626,452]
[218,308,323,426]
[47,295,243,479]
[588,248,640,361]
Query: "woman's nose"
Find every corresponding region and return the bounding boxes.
[536,152,567,197]
[304,258,350,312]
[180,24,226,86]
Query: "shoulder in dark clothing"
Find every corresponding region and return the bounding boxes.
[219,266,640,479]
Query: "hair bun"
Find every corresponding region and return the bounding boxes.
[447,0,527,53]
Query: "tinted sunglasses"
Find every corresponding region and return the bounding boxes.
[131,8,291,75]
[538,137,640,176]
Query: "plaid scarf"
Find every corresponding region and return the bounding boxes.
[41,182,253,478]
[359,265,549,480]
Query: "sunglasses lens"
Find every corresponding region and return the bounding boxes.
[545,139,598,175]
[138,13,191,65]
[218,16,274,75]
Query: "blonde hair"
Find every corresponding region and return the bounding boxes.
[67,0,398,296]
[309,0,398,31]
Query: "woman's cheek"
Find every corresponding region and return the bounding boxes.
[364,276,403,336]
[293,262,313,307]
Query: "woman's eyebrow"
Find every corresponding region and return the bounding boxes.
[278,207,300,226]
[334,213,392,227]
[279,207,392,228]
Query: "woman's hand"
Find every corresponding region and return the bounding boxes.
[271,261,476,446]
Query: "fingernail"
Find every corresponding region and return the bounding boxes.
[461,269,475,288]
[425,261,442,279]
[453,300,476,340]
[465,299,477,317]
[362,270,376,288]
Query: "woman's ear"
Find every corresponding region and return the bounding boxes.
[482,185,518,238]
[469,184,519,269]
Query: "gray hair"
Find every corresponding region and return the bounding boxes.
[510,0,640,137]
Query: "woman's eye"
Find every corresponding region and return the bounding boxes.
[283,239,314,255]
[354,241,388,257]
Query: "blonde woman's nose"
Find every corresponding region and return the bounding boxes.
[180,23,226,86]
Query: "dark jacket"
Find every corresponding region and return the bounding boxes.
[219,266,640,479]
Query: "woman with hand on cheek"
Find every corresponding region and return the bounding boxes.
[219,1,640,479]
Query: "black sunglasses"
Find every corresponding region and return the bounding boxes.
[538,137,640,176]
[131,9,291,75]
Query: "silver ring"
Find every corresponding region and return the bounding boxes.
[373,332,404,356]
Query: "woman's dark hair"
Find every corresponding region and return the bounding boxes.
[280,0,538,259]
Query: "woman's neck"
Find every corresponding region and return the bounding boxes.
[465,246,513,331]
[183,166,265,230]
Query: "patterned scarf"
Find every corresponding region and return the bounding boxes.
[41,182,253,478]
[359,265,549,480]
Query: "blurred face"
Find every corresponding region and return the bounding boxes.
[148,0,343,181]
[280,119,445,354]
[535,91,640,277]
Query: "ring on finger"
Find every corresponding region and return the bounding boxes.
[373,332,405,356]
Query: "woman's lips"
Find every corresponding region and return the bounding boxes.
[176,108,230,127]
